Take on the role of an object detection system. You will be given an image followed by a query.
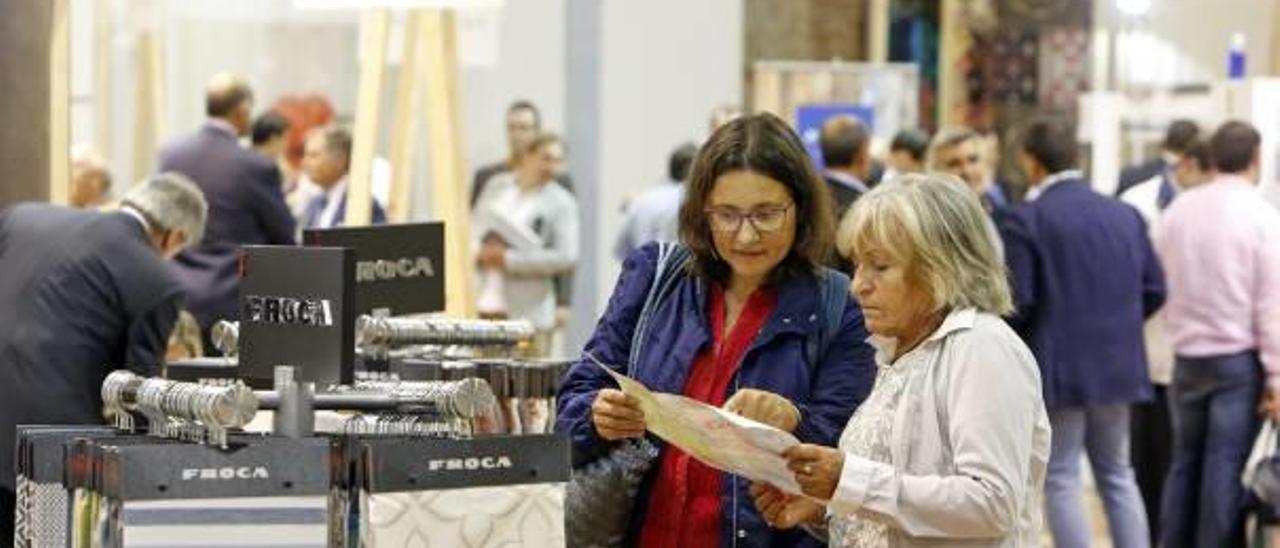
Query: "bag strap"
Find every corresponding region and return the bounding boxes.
[806,268,851,367]
[627,242,690,373]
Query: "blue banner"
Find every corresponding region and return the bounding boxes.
[795,103,875,170]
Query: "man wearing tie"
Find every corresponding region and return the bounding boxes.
[301,126,386,230]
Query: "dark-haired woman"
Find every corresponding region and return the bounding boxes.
[556,113,876,547]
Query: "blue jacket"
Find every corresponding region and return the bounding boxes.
[556,243,877,548]
[999,178,1165,409]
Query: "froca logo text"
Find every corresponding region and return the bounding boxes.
[356,257,436,283]
[427,456,514,472]
[243,296,334,327]
[181,466,270,481]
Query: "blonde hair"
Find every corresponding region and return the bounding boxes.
[166,310,204,362]
[837,173,1013,316]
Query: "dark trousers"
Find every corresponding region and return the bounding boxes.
[1160,352,1263,548]
[1132,384,1173,546]
[0,486,13,546]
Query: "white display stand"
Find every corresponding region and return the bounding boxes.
[1079,78,1280,207]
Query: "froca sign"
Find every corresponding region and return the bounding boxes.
[356,257,436,284]
[427,455,513,472]
[243,296,334,327]
[181,467,270,481]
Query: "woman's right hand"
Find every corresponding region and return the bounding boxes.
[591,388,646,440]
[750,483,825,529]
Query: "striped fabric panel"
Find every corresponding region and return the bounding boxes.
[117,496,328,548]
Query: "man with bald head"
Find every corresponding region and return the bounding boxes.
[818,114,872,219]
[158,73,296,349]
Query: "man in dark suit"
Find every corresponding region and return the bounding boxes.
[300,126,386,229]
[818,114,871,217]
[0,174,207,544]
[159,73,296,340]
[1000,118,1165,548]
[1114,119,1199,197]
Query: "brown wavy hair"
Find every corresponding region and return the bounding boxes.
[678,112,836,284]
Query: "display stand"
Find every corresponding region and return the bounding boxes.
[1079,78,1280,203]
[752,60,920,146]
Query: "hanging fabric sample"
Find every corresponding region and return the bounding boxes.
[360,484,565,547]
[1038,26,1090,112]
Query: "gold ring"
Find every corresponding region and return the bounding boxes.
[803,463,813,475]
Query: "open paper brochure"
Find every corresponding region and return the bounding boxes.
[475,206,543,251]
[586,352,808,496]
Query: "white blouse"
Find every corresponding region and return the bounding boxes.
[827,308,1051,548]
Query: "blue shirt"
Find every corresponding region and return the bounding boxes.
[613,182,684,261]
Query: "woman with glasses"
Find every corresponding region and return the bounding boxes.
[751,174,1050,547]
[556,113,877,547]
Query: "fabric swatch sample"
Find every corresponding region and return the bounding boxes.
[360,484,566,547]
[1038,27,1090,112]
[113,495,329,548]
[30,481,71,548]
[990,30,1040,105]
[13,475,34,548]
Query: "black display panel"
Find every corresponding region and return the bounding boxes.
[303,222,445,315]
[238,245,354,385]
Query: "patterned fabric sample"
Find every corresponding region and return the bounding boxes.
[361,484,565,547]
[115,496,328,548]
[989,30,1039,105]
[329,488,355,548]
[29,481,70,548]
[13,475,33,548]
[1038,27,1090,112]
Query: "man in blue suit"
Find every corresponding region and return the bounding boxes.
[1000,118,1166,548]
[300,126,387,230]
[158,73,296,343]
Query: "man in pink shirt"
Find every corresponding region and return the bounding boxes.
[1156,120,1280,548]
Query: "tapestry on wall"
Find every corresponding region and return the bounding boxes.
[1038,27,1090,113]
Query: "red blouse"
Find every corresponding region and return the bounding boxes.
[638,284,778,548]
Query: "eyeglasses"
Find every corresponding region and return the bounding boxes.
[705,202,794,234]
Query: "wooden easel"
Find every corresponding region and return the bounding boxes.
[49,0,69,205]
[344,8,475,318]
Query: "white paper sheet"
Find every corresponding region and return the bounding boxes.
[587,353,805,494]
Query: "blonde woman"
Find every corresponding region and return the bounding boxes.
[752,174,1051,547]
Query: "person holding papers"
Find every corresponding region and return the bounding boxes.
[752,174,1050,547]
[472,133,578,355]
[556,113,876,547]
